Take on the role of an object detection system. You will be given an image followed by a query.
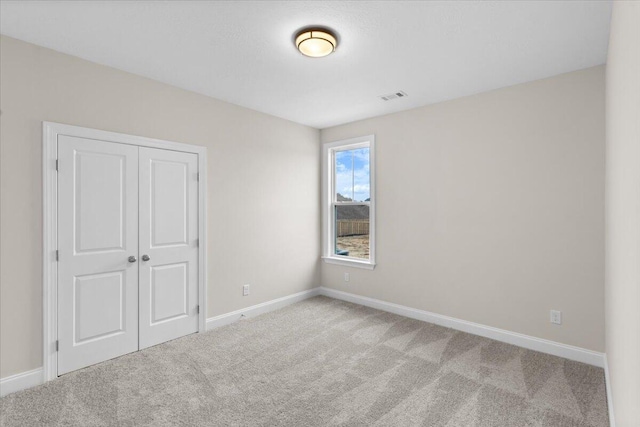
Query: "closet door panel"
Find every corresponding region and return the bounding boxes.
[57,136,139,375]
[138,147,199,349]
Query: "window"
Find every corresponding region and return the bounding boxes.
[322,135,375,269]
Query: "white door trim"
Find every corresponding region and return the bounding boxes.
[42,121,208,382]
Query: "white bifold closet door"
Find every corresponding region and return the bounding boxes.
[57,136,198,376]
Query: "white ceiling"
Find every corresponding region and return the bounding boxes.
[0,1,611,129]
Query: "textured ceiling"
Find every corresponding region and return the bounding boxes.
[0,1,612,129]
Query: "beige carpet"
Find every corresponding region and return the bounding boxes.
[1,296,609,426]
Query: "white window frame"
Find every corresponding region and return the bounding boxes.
[322,135,376,270]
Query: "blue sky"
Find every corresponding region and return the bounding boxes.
[335,148,370,202]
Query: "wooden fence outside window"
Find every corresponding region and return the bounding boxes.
[336,220,370,237]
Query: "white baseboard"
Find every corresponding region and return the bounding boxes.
[318,287,605,368]
[1,286,607,402]
[603,354,616,427]
[0,368,43,397]
[206,287,321,330]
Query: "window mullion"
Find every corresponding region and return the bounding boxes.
[351,150,355,201]
[334,202,369,207]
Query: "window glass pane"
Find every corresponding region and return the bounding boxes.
[352,148,370,202]
[334,147,370,202]
[335,150,353,201]
[335,204,370,259]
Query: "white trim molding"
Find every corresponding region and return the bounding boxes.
[318,287,605,367]
[321,256,376,270]
[0,368,43,397]
[42,121,208,382]
[603,354,616,426]
[206,288,321,330]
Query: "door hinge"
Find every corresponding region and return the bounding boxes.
[196,305,200,314]
[56,250,59,261]
[196,172,200,182]
[195,238,199,247]
[55,340,59,352]
[55,159,59,171]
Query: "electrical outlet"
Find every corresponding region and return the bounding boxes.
[344,273,350,282]
[243,284,250,296]
[550,310,562,325]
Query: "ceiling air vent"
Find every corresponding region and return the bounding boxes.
[379,91,408,101]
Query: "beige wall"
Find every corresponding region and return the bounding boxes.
[321,66,605,352]
[0,36,320,378]
[605,2,640,425]
[0,33,609,381]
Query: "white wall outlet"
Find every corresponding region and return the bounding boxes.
[550,310,562,325]
[243,284,250,296]
[344,273,350,282]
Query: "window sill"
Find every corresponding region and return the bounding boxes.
[322,256,376,270]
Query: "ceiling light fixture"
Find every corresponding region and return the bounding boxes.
[295,28,337,58]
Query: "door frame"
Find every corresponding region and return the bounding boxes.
[42,121,208,382]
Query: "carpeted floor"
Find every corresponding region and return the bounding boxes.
[1,296,609,426]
